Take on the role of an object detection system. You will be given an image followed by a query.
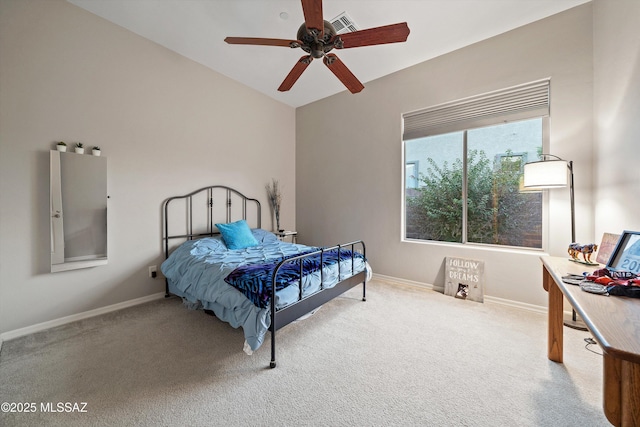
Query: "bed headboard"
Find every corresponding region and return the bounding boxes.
[163,185,261,259]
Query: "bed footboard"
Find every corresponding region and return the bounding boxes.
[268,240,367,368]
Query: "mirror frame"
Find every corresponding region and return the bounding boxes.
[50,150,108,272]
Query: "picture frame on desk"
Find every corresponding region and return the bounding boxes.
[595,232,620,265]
[607,230,640,274]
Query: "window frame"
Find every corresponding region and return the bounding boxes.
[401,81,551,250]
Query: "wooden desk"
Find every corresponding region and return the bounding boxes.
[541,256,640,426]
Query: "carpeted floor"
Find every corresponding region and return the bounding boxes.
[0,280,609,426]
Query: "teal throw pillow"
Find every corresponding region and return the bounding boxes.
[215,220,258,250]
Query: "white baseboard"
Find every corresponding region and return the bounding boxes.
[483,295,547,314]
[373,273,434,291]
[372,273,547,315]
[0,292,166,342]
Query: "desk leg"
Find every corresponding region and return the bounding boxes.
[604,354,622,426]
[604,355,640,427]
[621,360,640,426]
[543,265,563,363]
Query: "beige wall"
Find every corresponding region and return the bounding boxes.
[296,4,594,307]
[3,0,636,335]
[593,0,640,236]
[0,0,295,334]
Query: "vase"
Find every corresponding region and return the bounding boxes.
[92,149,101,156]
[75,147,85,154]
[56,145,67,152]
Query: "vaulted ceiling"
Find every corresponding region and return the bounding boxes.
[68,0,590,108]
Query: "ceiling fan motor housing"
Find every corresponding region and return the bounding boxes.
[297,20,339,58]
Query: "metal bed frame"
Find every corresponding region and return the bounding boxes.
[162,185,367,368]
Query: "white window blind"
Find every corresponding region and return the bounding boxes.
[403,79,550,141]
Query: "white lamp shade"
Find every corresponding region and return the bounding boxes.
[523,160,569,188]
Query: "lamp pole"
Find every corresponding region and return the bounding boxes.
[566,159,586,330]
[569,160,575,243]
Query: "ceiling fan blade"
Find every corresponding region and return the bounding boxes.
[323,54,364,94]
[278,56,313,92]
[224,37,300,48]
[301,0,324,35]
[337,22,410,49]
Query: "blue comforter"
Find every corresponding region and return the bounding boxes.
[225,248,365,309]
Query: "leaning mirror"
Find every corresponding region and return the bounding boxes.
[50,150,108,272]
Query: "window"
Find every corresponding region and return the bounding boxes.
[402,80,549,249]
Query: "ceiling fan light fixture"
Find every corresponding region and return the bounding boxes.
[297,20,338,58]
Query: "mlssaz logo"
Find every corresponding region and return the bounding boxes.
[40,402,88,413]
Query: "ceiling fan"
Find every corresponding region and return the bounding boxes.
[224,0,410,94]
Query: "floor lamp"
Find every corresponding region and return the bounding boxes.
[523,154,587,330]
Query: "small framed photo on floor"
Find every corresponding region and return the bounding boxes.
[444,257,485,303]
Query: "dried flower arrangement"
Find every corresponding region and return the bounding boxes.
[265,179,282,231]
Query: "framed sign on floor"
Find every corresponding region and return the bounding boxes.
[444,257,485,303]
